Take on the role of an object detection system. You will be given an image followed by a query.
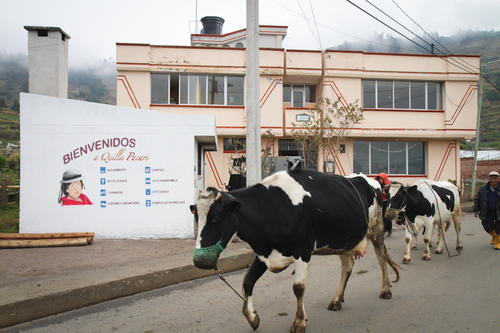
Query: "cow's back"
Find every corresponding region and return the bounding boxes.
[287,169,373,251]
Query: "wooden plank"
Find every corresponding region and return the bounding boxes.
[0,232,95,240]
[0,237,90,249]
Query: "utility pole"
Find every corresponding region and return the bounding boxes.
[471,59,500,197]
[471,65,484,198]
[245,0,261,186]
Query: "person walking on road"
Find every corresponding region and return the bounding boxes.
[375,172,392,236]
[473,171,500,250]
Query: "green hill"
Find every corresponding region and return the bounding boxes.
[331,29,500,148]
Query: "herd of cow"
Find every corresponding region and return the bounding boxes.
[190,166,463,333]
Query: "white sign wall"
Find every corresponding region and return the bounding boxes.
[20,93,216,239]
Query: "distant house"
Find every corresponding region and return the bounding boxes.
[6,143,20,153]
[116,17,480,188]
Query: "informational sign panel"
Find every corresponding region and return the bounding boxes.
[20,93,216,239]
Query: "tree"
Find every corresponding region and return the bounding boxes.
[11,100,19,113]
[0,98,7,108]
[292,97,363,171]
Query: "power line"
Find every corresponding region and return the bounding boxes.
[390,0,480,72]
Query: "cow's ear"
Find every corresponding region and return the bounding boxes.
[225,200,241,214]
[189,205,196,214]
[407,186,417,193]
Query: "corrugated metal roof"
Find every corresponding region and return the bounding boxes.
[460,150,500,161]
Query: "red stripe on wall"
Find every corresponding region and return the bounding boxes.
[206,152,224,189]
[117,75,141,109]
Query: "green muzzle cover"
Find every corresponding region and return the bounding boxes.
[193,240,224,270]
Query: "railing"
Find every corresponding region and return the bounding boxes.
[0,180,19,204]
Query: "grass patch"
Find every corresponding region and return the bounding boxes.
[0,203,19,233]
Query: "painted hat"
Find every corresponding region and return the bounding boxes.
[489,171,500,177]
[60,169,85,183]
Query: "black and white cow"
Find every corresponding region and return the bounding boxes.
[191,168,400,333]
[385,180,462,264]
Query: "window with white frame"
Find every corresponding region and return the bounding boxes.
[283,84,316,107]
[353,141,425,175]
[151,73,244,106]
[362,80,442,110]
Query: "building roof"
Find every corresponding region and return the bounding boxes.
[460,150,500,160]
[24,26,71,39]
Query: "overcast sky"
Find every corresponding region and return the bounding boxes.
[1,0,499,68]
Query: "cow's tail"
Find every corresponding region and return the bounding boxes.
[386,253,401,283]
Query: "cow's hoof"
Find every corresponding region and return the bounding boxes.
[290,321,306,333]
[379,290,392,299]
[402,258,411,264]
[247,313,260,331]
[411,246,417,250]
[434,249,443,254]
[421,256,431,261]
[327,300,342,311]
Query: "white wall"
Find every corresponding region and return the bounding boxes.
[20,93,216,239]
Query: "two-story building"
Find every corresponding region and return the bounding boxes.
[116,17,480,190]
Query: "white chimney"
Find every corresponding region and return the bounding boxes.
[24,26,70,98]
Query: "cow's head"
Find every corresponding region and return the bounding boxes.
[190,187,241,270]
[385,182,407,220]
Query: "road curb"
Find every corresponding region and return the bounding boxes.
[0,251,255,329]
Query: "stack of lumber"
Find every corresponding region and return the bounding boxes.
[0,232,95,249]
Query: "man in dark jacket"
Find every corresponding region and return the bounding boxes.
[473,171,500,250]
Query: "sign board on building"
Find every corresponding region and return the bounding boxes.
[296,114,310,122]
[20,93,216,239]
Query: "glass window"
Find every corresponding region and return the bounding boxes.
[353,141,425,175]
[227,76,244,106]
[293,89,304,107]
[353,141,370,174]
[179,75,188,104]
[166,74,243,106]
[394,81,409,109]
[208,75,225,105]
[362,80,442,110]
[305,85,316,103]
[283,85,291,102]
[427,82,441,110]
[389,141,407,174]
[377,81,393,108]
[223,138,246,152]
[151,74,169,104]
[371,141,389,175]
[408,142,425,174]
[362,80,376,108]
[411,81,426,109]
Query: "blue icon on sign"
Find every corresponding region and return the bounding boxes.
[146,200,151,207]
[100,189,106,196]
[146,189,151,195]
[101,201,106,208]
[100,167,106,174]
[101,178,106,185]
[145,178,151,184]
[145,167,151,173]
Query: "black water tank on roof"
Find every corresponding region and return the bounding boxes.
[201,16,225,35]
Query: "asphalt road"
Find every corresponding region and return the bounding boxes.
[2,213,498,333]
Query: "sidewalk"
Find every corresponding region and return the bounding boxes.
[0,201,474,329]
[0,238,255,329]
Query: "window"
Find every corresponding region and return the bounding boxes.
[151,74,169,104]
[151,73,244,106]
[283,85,316,107]
[362,80,442,110]
[353,141,425,175]
[223,138,246,152]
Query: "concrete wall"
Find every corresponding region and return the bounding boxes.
[20,93,216,239]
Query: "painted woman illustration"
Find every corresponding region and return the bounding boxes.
[58,169,93,206]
